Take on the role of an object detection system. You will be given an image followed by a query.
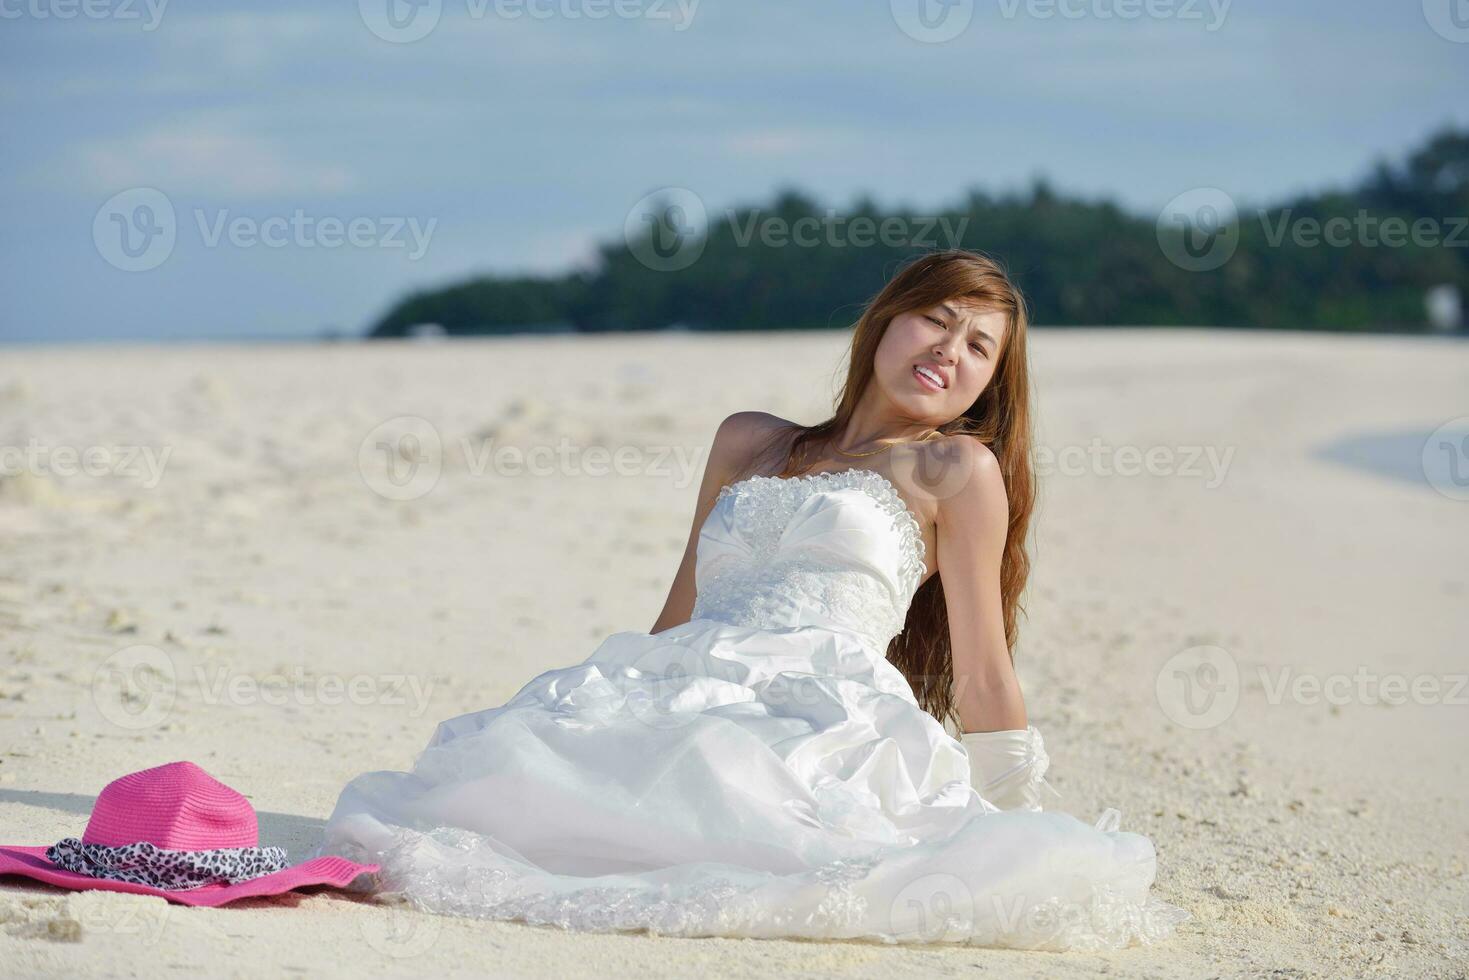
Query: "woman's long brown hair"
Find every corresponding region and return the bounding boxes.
[748,249,1036,731]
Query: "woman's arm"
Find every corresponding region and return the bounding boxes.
[935,435,1029,733]
[648,411,767,635]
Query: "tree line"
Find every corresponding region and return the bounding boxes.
[368,126,1469,337]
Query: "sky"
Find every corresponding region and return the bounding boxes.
[1,0,1466,343]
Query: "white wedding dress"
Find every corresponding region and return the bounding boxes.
[315,468,1189,949]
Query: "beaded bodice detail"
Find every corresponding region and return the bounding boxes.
[689,468,928,650]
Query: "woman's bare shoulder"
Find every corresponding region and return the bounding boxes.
[716,411,799,455]
[919,433,1007,522]
[709,411,799,478]
[716,410,798,441]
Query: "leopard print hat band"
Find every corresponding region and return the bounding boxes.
[45,837,290,890]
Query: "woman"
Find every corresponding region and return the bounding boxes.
[315,249,1188,950]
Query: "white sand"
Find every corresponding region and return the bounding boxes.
[1,329,1465,978]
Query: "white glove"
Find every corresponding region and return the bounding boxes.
[959,725,1061,812]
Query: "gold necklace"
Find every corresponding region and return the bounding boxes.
[831,429,941,458]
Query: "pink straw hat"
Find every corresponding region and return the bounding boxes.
[0,760,378,907]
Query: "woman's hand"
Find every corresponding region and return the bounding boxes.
[960,725,1060,812]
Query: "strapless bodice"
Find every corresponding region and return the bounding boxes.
[689,468,927,651]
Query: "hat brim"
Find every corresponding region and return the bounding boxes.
[0,845,379,907]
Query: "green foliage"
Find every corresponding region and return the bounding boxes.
[368,127,1469,338]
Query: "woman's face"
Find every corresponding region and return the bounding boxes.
[874,300,1009,422]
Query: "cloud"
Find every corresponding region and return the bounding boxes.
[721,127,862,158]
[76,119,358,198]
[155,12,336,72]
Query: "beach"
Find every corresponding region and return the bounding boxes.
[1,327,1465,978]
